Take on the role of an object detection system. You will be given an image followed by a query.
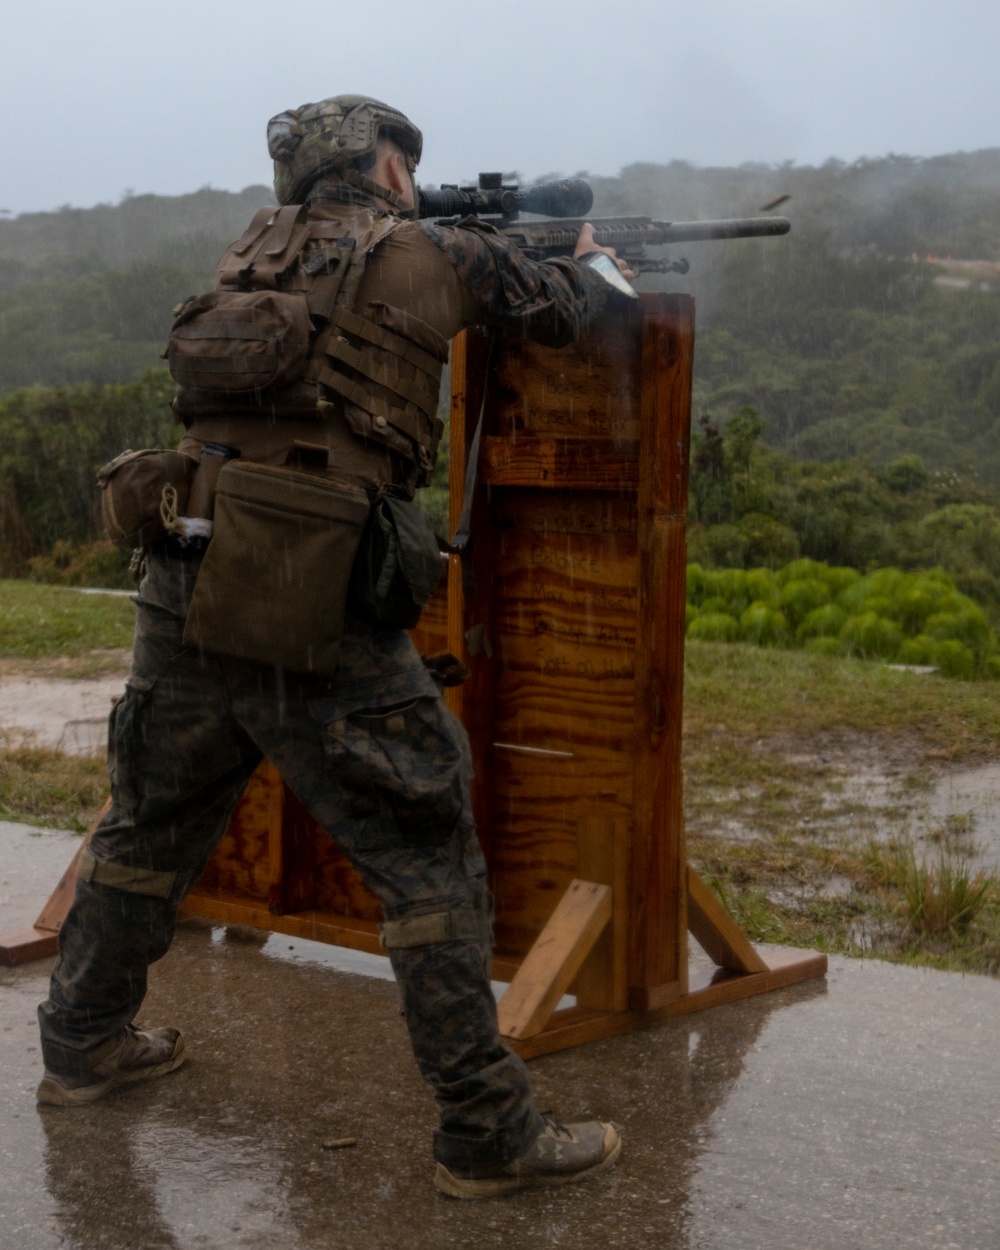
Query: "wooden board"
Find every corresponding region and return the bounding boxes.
[497,879,612,1041]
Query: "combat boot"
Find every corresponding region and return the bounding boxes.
[37,1025,186,1106]
[434,1117,622,1198]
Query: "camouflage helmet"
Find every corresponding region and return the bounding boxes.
[267,94,422,206]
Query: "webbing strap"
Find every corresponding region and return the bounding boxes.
[78,848,176,899]
[317,368,429,445]
[342,168,410,214]
[308,222,355,240]
[379,912,455,948]
[171,355,278,374]
[322,335,438,412]
[176,322,274,342]
[331,307,442,377]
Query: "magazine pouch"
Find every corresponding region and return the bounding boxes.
[351,491,443,630]
[183,460,370,675]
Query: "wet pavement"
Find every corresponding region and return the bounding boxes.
[3,820,1000,1249]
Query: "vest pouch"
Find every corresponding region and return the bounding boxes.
[351,492,444,630]
[166,289,313,395]
[183,461,371,675]
[98,448,198,549]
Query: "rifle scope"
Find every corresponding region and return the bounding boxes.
[418,175,594,221]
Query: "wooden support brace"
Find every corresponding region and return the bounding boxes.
[0,797,109,967]
[687,865,769,974]
[497,879,612,1041]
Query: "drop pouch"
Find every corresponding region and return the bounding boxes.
[98,448,198,548]
[351,491,444,630]
[183,460,371,675]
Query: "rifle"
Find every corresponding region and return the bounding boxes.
[418,173,789,276]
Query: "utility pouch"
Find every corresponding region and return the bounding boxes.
[165,289,313,395]
[351,492,444,630]
[98,448,198,548]
[183,461,371,675]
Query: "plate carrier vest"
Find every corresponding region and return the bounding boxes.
[165,204,447,485]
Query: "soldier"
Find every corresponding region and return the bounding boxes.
[37,96,631,1199]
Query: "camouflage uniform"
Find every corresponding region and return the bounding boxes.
[40,186,609,1170]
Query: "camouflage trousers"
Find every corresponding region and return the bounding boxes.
[39,549,543,1169]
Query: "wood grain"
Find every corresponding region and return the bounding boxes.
[687,866,769,974]
[508,947,828,1060]
[629,296,695,994]
[497,879,612,1040]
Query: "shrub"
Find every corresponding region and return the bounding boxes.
[840,612,904,660]
[931,639,976,679]
[27,539,132,590]
[776,557,828,587]
[684,557,999,679]
[897,635,936,665]
[818,565,860,596]
[688,612,740,642]
[739,601,790,646]
[745,568,779,604]
[900,847,993,937]
[778,578,830,626]
[805,636,841,656]
[797,603,847,642]
[924,609,993,660]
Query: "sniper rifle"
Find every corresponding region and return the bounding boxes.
[418,173,790,276]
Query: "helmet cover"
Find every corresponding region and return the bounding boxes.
[268,95,422,205]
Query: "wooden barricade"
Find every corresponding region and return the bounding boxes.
[1,292,825,1056]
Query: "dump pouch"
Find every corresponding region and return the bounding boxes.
[98,448,199,548]
[183,461,370,675]
[351,491,443,630]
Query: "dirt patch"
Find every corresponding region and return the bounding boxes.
[0,649,131,681]
[0,667,127,755]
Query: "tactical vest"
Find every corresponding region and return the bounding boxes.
[166,204,447,485]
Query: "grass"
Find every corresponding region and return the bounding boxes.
[683,641,1000,977]
[0,731,108,831]
[0,579,135,659]
[684,640,1000,758]
[0,581,125,828]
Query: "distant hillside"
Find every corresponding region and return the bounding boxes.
[0,154,998,482]
[589,149,1000,260]
[0,185,275,392]
[0,185,275,288]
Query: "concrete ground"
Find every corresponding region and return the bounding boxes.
[3,821,1000,1250]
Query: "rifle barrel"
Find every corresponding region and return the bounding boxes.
[502,216,791,252]
[651,216,791,243]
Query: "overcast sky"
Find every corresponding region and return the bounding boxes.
[4,0,999,216]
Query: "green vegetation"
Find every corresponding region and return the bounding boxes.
[683,640,1000,977]
[0,580,135,658]
[685,406,1000,624]
[0,732,108,831]
[687,558,999,678]
[0,371,177,574]
[0,186,274,391]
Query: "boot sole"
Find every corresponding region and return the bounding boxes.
[37,1037,187,1107]
[434,1126,622,1199]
